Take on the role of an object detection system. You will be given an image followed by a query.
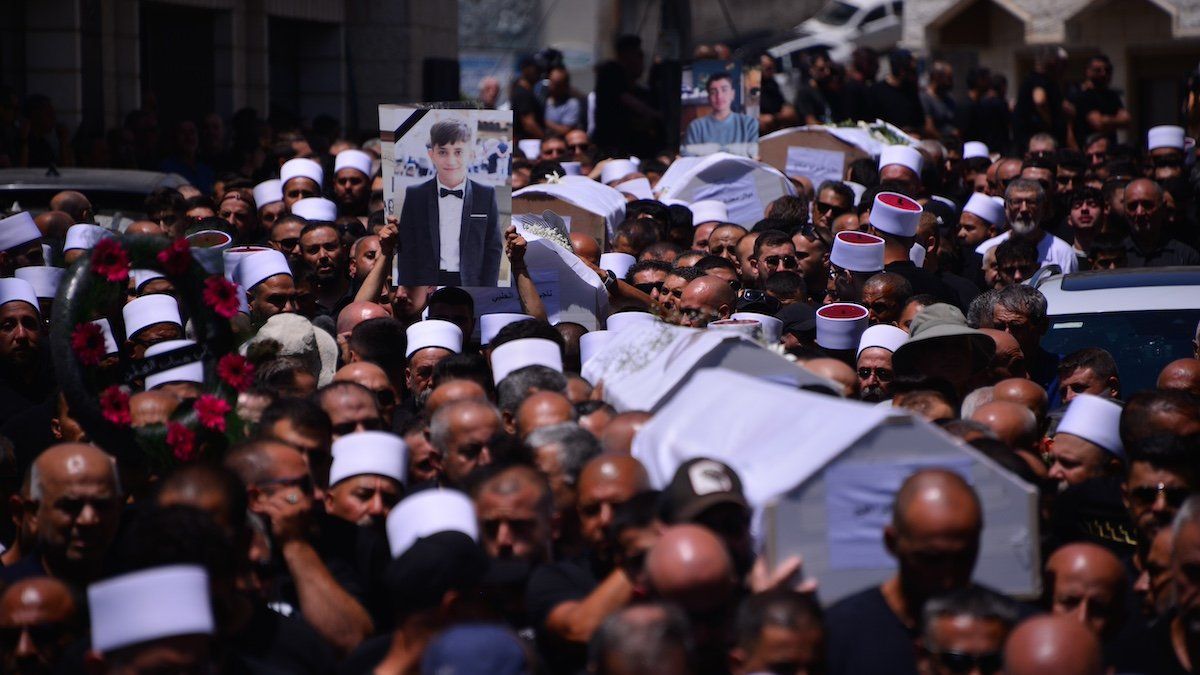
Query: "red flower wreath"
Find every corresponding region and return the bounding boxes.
[156,238,193,277]
[203,276,241,319]
[91,238,130,283]
[70,322,107,366]
[166,422,197,462]
[217,353,255,392]
[195,395,231,432]
[99,386,131,426]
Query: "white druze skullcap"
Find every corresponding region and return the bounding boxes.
[579,330,611,367]
[235,249,292,292]
[600,252,637,280]
[89,565,214,653]
[91,318,120,356]
[123,294,182,339]
[480,312,533,346]
[406,319,464,357]
[0,278,39,312]
[963,192,1006,226]
[1056,393,1125,458]
[386,489,478,558]
[330,430,408,486]
[689,200,728,225]
[962,141,990,159]
[131,269,166,292]
[63,224,110,252]
[731,311,783,344]
[291,197,337,223]
[816,303,869,351]
[0,211,41,251]
[878,145,924,175]
[830,231,884,273]
[280,157,324,188]
[601,159,638,185]
[868,192,922,237]
[143,339,203,390]
[857,323,909,357]
[14,266,63,299]
[606,310,656,333]
[1148,125,1186,151]
[253,179,283,208]
[490,337,563,385]
[335,148,374,177]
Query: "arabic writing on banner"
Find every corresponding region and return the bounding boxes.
[689,170,762,226]
[785,146,844,186]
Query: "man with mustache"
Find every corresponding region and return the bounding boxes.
[1121,178,1200,267]
[975,178,1078,273]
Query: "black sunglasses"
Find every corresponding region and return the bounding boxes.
[331,417,385,437]
[857,366,894,382]
[1130,483,1190,509]
[634,281,665,295]
[932,650,1003,675]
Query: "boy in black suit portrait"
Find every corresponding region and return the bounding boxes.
[396,116,502,286]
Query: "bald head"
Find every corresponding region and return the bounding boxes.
[49,191,91,223]
[129,390,180,427]
[425,379,488,416]
[600,411,652,455]
[978,329,1025,380]
[516,390,577,438]
[32,443,122,577]
[678,275,736,327]
[337,301,391,335]
[33,443,118,498]
[893,469,982,535]
[803,358,859,398]
[570,232,601,266]
[971,401,1038,452]
[0,576,76,625]
[1157,358,1200,396]
[889,470,982,597]
[1003,615,1103,675]
[992,377,1047,424]
[125,219,165,237]
[578,454,650,497]
[1045,543,1127,638]
[645,524,737,613]
[34,210,73,240]
[334,361,390,391]
[577,454,651,548]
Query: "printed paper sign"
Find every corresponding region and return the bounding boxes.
[689,170,761,226]
[785,146,844,185]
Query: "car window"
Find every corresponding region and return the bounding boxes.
[1042,309,1200,397]
[861,6,888,24]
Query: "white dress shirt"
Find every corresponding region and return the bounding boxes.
[436,179,464,272]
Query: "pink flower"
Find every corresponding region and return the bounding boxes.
[91,238,130,283]
[195,395,231,432]
[99,386,131,426]
[167,422,197,462]
[71,322,106,366]
[217,353,255,392]
[157,238,193,277]
[203,276,241,319]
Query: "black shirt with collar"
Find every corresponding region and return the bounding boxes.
[1123,236,1200,268]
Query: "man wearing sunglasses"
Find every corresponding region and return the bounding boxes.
[813,181,855,231]
[749,230,800,287]
[1122,432,1199,543]
[920,586,1017,675]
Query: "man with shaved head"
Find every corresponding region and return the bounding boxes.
[645,524,739,660]
[1122,177,1199,267]
[333,361,399,424]
[0,576,78,674]
[336,301,391,337]
[516,390,577,438]
[1004,615,1104,675]
[676,275,736,328]
[570,232,601,267]
[861,272,913,326]
[802,357,859,398]
[1158,358,1200,397]
[48,190,92,224]
[33,210,73,242]
[971,401,1039,455]
[1044,543,1129,645]
[470,463,555,564]
[527,454,649,671]
[826,469,983,675]
[1,443,121,588]
[978,328,1026,382]
[599,410,652,455]
[991,377,1048,429]
[429,399,502,487]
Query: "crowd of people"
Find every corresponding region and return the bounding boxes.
[0,32,1198,675]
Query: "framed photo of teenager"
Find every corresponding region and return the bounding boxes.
[680,60,759,158]
[379,105,514,287]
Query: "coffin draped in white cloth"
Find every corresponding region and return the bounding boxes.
[653,153,796,227]
[513,176,627,241]
[580,320,838,413]
[632,369,1041,605]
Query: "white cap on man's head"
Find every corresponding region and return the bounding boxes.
[878,145,924,175]
[606,310,656,333]
[857,324,909,357]
[1148,125,1186,151]
[89,565,214,653]
[123,294,182,339]
[600,252,636,279]
[830,231,884,273]
[816,303,870,351]
[731,312,783,344]
[253,179,283,208]
[1056,393,1124,458]
[0,278,39,312]
[963,192,1006,227]
[335,149,374,177]
[600,159,638,185]
[15,266,63,299]
[406,319,464,357]
[63,224,110,252]
[963,141,990,160]
[0,211,41,251]
[235,249,292,292]
[143,339,203,390]
[490,337,563,385]
[386,489,477,558]
[291,197,338,223]
[280,157,324,188]
[330,431,408,486]
[132,269,166,292]
[579,330,611,366]
[868,192,922,237]
[480,312,533,345]
[690,200,728,225]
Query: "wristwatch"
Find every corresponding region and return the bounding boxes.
[603,269,618,292]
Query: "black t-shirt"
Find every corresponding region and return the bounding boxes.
[338,634,390,675]
[825,586,919,675]
[593,61,631,149]
[1144,612,1190,675]
[526,553,607,674]
[1073,87,1124,145]
[865,81,925,131]
[1014,72,1066,149]
[884,260,962,310]
[1123,237,1200,267]
[795,83,832,124]
[231,603,337,675]
[510,82,544,141]
[760,77,786,116]
[935,269,981,310]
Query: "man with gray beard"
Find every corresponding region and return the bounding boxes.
[974,178,1078,273]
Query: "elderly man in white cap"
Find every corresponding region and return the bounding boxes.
[253,178,286,230]
[957,192,1007,250]
[0,278,50,423]
[690,200,727,252]
[1046,393,1124,493]
[142,339,204,400]
[878,145,924,197]
[236,249,296,326]
[14,265,63,317]
[826,231,884,304]
[0,211,45,277]
[88,565,216,673]
[280,157,324,209]
[324,430,407,529]
[333,148,374,217]
[406,319,464,407]
[122,294,183,360]
[1147,124,1187,181]
[856,324,908,402]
